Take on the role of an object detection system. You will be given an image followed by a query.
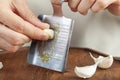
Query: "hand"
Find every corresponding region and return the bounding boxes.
[0,0,50,52]
[65,0,120,16]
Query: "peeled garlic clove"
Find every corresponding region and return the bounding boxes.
[89,52,113,69]
[74,64,97,79]
[0,62,3,69]
[98,55,113,69]
[43,29,54,39]
[74,56,103,79]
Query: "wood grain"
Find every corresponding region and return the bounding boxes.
[0,47,120,80]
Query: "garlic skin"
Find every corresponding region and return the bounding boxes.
[0,62,3,69]
[43,29,54,39]
[89,52,113,69]
[74,56,103,79]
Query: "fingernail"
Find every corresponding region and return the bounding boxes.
[41,32,49,40]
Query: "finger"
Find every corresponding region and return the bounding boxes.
[107,4,120,16]
[0,23,31,46]
[64,0,68,2]
[68,0,81,12]
[77,0,95,15]
[12,0,50,29]
[0,37,21,53]
[0,10,49,40]
[91,0,116,13]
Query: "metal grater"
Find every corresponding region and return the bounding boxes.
[27,0,74,72]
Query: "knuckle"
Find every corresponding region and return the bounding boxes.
[78,10,87,15]
[26,38,31,42]
[14,22,24,33]
[32,29,40,39]
[71,8,77,12]
[70,5,76,10]
[96,1,107,9]
[32,29,46,40]
[22,37,31,43]
[70,6,77,11]
[24,12,34,19]
[69,3,77,11]
[92,1,107,13]
[22,11,29,19]
[8,46,19,53]
[92,8,99,13]
[11,38,22,45]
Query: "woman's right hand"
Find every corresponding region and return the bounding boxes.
[0,0,50,52]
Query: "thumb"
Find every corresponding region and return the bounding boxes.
[12,0,49,29]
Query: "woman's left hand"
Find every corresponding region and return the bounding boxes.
[65,0,120,16]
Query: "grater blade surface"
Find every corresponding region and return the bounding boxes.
[28,15,74,72]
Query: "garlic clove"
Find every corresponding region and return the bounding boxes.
[43,29,54,39]
[74,56,104,79]
[74,64,97,79]
[97,55,113,69]
[89,52,113,69]
[0,62,3,69]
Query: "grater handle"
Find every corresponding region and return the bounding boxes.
[51,0,64,16]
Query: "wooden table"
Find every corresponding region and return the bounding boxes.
[0,47,120,80]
